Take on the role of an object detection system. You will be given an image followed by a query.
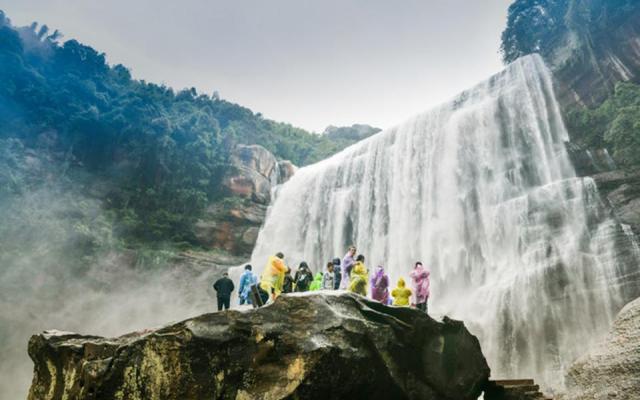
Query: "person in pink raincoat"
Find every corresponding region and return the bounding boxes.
[370,265,390,304]
[410,261,430,313]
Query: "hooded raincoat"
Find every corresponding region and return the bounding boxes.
[348,261,368,296]
[238,269,258,304]
[410,264,430,305]
[391,278,412,306]
[370,266,390,304]
[260,255,287,298]
[309,272,324,291]
[340,252,356,289]
[294,266,313,292]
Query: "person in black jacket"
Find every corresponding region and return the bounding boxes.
[213,272,235,311]
[332,257,342,289]
[283,267,294,293]
[294,262,313,292]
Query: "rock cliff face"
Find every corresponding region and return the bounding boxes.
[27,292,490,400]
[563,296,640,400]
[551,9,640,109]
[503,0,640,108]
[193,144,296,258]
[592,170,640,234]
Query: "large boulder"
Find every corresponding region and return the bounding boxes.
[563,297,640,400]
[27,292,490,400]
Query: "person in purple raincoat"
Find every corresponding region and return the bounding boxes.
[410,261,430,313]
[370,265,390,304]
[340,245,357,289]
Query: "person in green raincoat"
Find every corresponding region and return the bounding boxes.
[309,272,324,291]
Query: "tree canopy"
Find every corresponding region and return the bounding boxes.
[566,82,640,168]
[0,11,368,245]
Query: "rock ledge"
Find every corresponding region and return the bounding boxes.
[28,292,489,400]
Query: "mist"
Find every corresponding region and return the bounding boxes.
[0,143,224,398]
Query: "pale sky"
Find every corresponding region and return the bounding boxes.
[1,0,513,132]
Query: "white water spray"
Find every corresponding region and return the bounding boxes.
[251,55,639,387]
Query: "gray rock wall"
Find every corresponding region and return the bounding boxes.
[564,297,640,400]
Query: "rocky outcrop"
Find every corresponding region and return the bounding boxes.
[541,0,640,108]
[563,297,640,400]
[551,16,640,108]
[565,143,618,177]
[224,145,280,204]
[593,169,640,234]
[27,292,490,400]
[567,141,640,232]
[193,144,296,257]
[502,1,640,108]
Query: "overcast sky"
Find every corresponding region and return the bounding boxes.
[2,0,513,132]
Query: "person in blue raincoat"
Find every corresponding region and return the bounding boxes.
[238,264,257,305]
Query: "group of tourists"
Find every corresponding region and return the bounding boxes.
[215,245,431,313]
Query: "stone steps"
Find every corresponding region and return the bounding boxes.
[484,379,552,400]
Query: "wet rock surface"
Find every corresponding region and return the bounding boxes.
[563,297,640,400]
[28,292,490,400]
[545,2,640,108]
[593,169,640,234]
[192,144,296,257]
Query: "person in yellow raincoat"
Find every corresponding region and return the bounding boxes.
[260,252,287,301]
[348,255,368,296]
[391,278,412,306]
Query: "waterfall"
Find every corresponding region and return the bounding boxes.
[250,54,639,388]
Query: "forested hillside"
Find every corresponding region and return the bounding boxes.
[0,11,366,247]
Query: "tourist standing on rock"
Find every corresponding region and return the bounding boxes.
[323,262,335,290]
[340,246,357,289]
[294,262,313,292]
[213,272,235,311]
[391,278,412,307]
[260,252,287,302]
[371,265,390,304]
[310,271,324,291]
[283,267,294,294]
[332,258,342,289]
[238,264,257,305]
[348,254,368,296]
[410,261,430,313]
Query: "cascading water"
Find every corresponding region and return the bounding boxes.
[250,55,639,388]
